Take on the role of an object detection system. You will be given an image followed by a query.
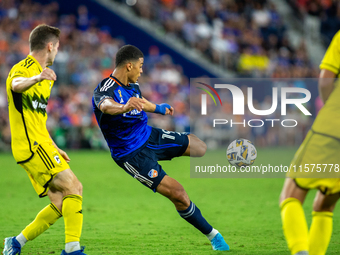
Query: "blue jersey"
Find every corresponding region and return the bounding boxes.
[92,75,152,160]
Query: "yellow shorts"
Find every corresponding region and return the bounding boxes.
[19,142,70,197]
[288,130,340,195]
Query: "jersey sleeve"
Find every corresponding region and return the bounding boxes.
[93,79,119,109]
[7,65,30,90]
[320,30,340,75]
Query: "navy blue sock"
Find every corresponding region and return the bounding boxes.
[177,201,213,235]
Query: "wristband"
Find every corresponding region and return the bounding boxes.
[154,103,171,115]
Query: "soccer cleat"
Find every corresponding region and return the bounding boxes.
[60,246,86,255]
[2,237,21,255]
[211,233,230,251]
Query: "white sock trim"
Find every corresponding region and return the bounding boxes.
[206,228,219,241]
[16,233,27,247]
[65,241,80,253]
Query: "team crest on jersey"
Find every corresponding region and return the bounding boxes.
[148,169,158,178]
[120,98,124,103]
[54,155,61,164]
[52,152,62,165]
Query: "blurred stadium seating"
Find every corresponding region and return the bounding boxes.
[286,0,340,46]
[115,0,319,77]
[0,0,337,151]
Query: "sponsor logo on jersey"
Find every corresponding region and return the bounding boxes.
[148,169,158,178]
[32,100,38,109]
[129,109,141,115]
[22,93,48,116]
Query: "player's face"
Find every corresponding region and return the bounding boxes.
[129,57,144,83]
[47,41,59,66]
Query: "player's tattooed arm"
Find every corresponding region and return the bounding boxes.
[12,68,56,93]
[142,97,174,116]
[100,97,145,115]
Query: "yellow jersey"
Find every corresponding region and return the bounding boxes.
[6,55,54,163]
[312,30,340,139]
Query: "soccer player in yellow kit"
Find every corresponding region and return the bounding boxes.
[279,30,340,255]
[3,24,86,255]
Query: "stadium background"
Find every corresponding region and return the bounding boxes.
[1,0,340,254]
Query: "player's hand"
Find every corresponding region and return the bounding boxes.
[123,97,145,112]
[165,106,174,116]
[155,103,174,115]
[37,68,57,82]
[58,148,70,163]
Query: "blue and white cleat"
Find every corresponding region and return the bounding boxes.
[211,233,230,251]
[61,246,86,255]
[2,237,21,255]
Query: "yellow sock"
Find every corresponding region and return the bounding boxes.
[309,211,333,255]
[280,198,309,255]
[22,203,62,241]
[63,195,83,243]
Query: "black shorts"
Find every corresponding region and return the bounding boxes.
[115,127,189,192]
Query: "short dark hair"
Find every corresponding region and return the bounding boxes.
[115,45,144,68]
[29,24,60,52]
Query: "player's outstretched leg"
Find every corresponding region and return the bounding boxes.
[308,191,339,255]
[279,178,309,255]
[182,134,207,157]
[157,176,229,251]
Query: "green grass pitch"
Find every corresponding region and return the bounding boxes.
[1,149,340,254]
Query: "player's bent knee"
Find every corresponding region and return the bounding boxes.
[313,201,335,212]
[53,169,83,196]
[312,193,338,212]
[169,188,190,208]
[76,181,83,196]
[198,141,207,157]
[279,193,286,205]
[69,178,83,196]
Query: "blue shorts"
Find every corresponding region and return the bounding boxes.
[115,127,189,192]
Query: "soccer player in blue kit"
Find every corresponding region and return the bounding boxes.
[92,45,229,251]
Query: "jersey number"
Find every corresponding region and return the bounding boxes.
[162,129,175,140]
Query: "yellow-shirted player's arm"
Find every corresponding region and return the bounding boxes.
[12,68,56,93]
[320,30,340,74]
[318,31,340,103]
[318,69,336,103]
